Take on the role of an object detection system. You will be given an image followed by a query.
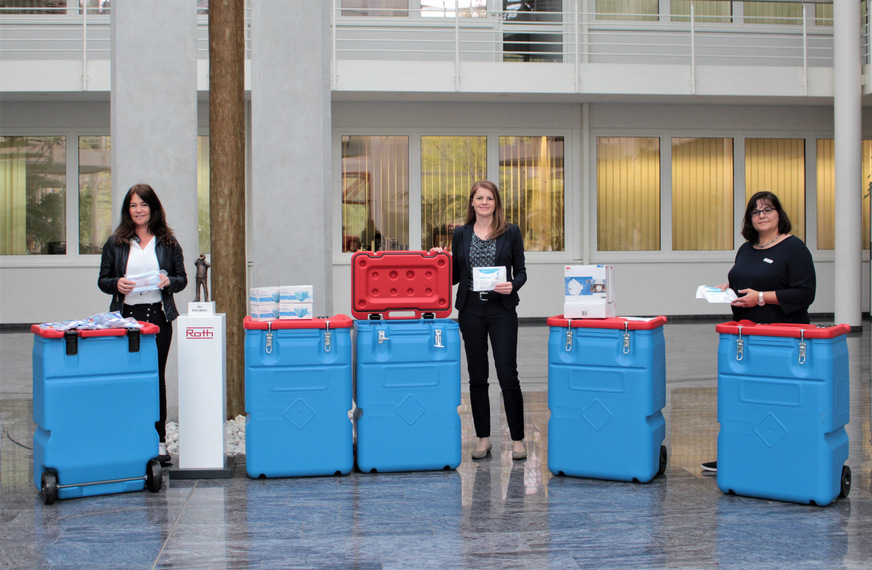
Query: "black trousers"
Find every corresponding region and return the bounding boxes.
[458,294,525,441]
[122,302,171,443]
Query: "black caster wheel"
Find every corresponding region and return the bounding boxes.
[146,459,163,493]
[41,470,58,505]
[657,445,667,477]
[839,465,851,498]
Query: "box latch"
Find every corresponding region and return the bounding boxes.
[127,329,141,353]
[64,330,78,356]
[735,326,744,361]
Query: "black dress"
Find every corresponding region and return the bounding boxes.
[727,235,815,324]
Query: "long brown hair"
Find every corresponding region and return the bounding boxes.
[112,184,176,246]
[464,180,508,239]
[741,191,792,244]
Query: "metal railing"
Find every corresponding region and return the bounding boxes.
[1,2,868,92]
[331,3,839,65]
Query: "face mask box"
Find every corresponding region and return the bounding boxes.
[564,265,615,318]
[473,266,506,292]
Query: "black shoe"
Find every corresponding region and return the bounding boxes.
[701,461,717,472]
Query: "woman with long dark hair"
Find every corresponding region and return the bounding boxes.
[98,184,187,465]
[701,190,815,473]
[435,180,528,460]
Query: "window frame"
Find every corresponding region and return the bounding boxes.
[589,128,827,264]
[334,126,574,263]
[0,129,104,269]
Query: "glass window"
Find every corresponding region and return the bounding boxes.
[422,0,487,18]
[341,0,408,17]
[744,2,802,25]
[745,138,805,241]
[420,135,486,251]
[672,138,734,251]
[341,135,409,252]
[595,0,658,22]
[197,135,210,254]
[78,136,111,254]
[815,139,871,251]
[671,0,731,23]
[0,1,68,14]
[0,136,66,255]
[499,136,565,251]
[596,137,660,251]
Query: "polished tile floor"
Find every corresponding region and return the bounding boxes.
[1,321,870,568]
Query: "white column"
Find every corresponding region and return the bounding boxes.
[833,0,862,327]
[111,1,200,419]
[250,1,333,315]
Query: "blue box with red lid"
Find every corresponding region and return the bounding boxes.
[352,250,461,473]
[32,323,163,504]
[546,315,668,482]
[243,315,354,478]
[716,321,851,505]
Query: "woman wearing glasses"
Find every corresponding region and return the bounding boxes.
[702,190,815,472]
[723,190,816,324]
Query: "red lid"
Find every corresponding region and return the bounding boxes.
[31,321,159,338]
[243,314,354,330]
[546,315,667,330]
[715,320,851,339]
[351,251,453,319]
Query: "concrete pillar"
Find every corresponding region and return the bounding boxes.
[111,1,199,419]
[833,0,862,327]
[250,1,333,314]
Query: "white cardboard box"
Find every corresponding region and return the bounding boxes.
[563,265,615,318]
[473,266,506,292]
[564,301,617,319]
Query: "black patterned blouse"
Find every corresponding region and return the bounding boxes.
[467,233,497,291]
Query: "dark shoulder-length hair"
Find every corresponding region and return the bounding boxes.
[464,180,508,239]
[112,184,176,246]
[741,191,792,243]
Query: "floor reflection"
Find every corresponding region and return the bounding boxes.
[1,323,870,568]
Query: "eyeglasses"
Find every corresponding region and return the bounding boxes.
[751,207,775,217]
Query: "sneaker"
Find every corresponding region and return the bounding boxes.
[158,442,172,466]
[701,461,717,472]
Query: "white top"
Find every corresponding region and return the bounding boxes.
[125,237,162,305]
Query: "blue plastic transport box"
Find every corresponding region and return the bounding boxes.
[546,315,668,483]
[243,315,354,478]
[31,323,163,504]
[354,318,461,473]
[716,320,851,505]
[351,250,461,473]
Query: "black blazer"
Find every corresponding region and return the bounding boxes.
[451,223,527,312]
[98,236,188,322]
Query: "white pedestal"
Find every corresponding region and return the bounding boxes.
[171,313,232,478]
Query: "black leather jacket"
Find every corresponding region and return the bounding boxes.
[98,235,188,322]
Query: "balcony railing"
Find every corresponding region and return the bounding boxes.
[1,1,869,92]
